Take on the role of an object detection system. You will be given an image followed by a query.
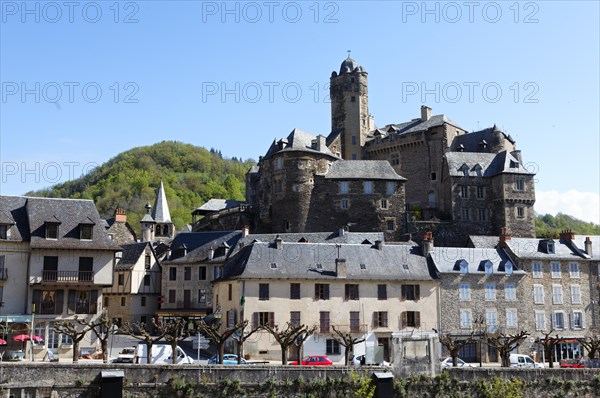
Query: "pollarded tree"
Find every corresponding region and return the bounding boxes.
[75,311,117,363]
[436,330,476,367]
[577,328,600,360]
[486,330,530,367]
[535,331,563,368]
[162,318,193,364]
[331,325,366,366]
[291,325,317,365]
[260,321,316,365]
[119,319,169,364]
[232,322,263,364]
[53,317,94,363]
[195,319,248,364]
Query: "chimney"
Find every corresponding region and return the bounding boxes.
[316,135,327,152]
[422,231,434,257]
[339,227,346,237]
[499,227,511,247]
[336,258,347,278]
[511,150,523,164]
[275,235,283,250]
[375,240,383,250]
[559,229,575,242]
[114,208,127,223]
[420,105,432,122]
[207,246,214,261]
[242,225,250,237]
[584,237,593,257]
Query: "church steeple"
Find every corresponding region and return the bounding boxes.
[143,180,175,241]
[152,180,172,224]
[330,56,370,160]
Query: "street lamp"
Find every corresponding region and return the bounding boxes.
[473,314,485,367]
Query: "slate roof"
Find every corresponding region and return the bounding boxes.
[247,165,260,174]
[151,181,172,223]
[452,125,516,150]
[468,235,500,248]
[429,247,523,275]
[164,231,242,263]
[194,199,248,215]
[324,160,406,180]
[366,114,463,143]
[0,196,30,241]
[338,56,365,74]
[572,236,600,260]
[220,242,434,281]
[105,217,137,244]
[445,150,533,177]
[263,129,339,160]
[115,242,151,270]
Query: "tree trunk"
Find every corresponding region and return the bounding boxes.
[147,342,153,364]
[171,340,178,364]
[545,346,554,368]
[73,341,79,363]
[218,341,225,364]
[101,339,109,364]
[281,344,287,365]
[344,347,350,366]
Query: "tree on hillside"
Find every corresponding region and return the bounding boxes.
[331,325,365,366]
[260,322,316,365]
[535,331,563,368]
[53,318,95,363]
[436,330,476,367]
[119,319,169,364]
[486,330,530,367]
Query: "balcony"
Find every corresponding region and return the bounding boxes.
[39,270,94,285]
[0,268,7,280]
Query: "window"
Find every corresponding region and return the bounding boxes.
[145,254,151,269]
[532,262,543,278]
[459,261,468,274]
[570,285,581,304]
[103,296,109,307]
[43,256,58,281]
[199,266,207,280]
[386,220,395,231]
[460,186,469,198]
[505,261,513,275]
[533,285,544,304]
[198,289,206,303]
[517,207,524,218]
[351,136,357,145]
[315,284,330,300]
[386,182,395,195]
[290,311,301,327]
[345,284,359,300]
[33,290,62,315]
[290,283,300,299]
[506,309,518,328]
[459,283,470,301]
[117,274,124,286]
[572,312,584,329]
[61,334,73,346]
[553,312,565,329]
[515,178,525,191]
[45,222,59,239]
[462,208,470,221]
[80,224,93,240]
[120,297,126,306]
[430,172,437,181]
[339,181,349,194]
[478,209,487,222]
[350,311,360,332]
[363,181,373,194]
[569,263,580,278]
[326,339,341,355]
[377,284,387,300]
[184,267,191,281]
[552,285,563,304]
[505,283,516,301]
[259,283,269,300]
[485,283,496,301]
[351,154,357,160]
[535,311,546,331]
[228,283,233,301]
[274,158,282,170]
[143,274,150,286]
[0,224,7,239]
[401,311,420,328]
[401,284,420,301]
[551,263,560,279]
[68,289,98,314]
[476,186,485,199]
[340,199,349,209]
[374,311,388,328]
[485,261,493,275]
[254,312,275,328]
[169,267,176,281]
[381,199,388,209]
[391,154,400,166]
[350,96,356,103]
[486,310,497,333]
[141,296,146,307]
[460,309,472,328]
[320,311,330,333]
[76,257,93,282]
[168,289,176,303]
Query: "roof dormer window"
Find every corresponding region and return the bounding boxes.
[505,261,513,275]
[0,224,8,240]
[547,241,555,254]
[45,222,59,239]
[80,224,94,240]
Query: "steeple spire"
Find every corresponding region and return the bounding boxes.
[151,180,172,223]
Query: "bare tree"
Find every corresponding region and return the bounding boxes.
[577,328,600,360]
[195,319,247,364]
[74,311,117,363]
[232,322,263,364]
[535,331,562,368]
[436,331,476,367]
[53,317,94,363]
[292,325,316,365]
[119,319,169,364]
[331,325,365,366]
[163,319,192,364]
[260,321,315,364]
[485,330,530,367]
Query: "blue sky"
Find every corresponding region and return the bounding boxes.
[1,1,599,223]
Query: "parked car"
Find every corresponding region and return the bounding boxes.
[350,355,391,367]
[559,358,585,368]
[288,355,333,366]
[509,354,545,369]
[440,357,476,371]
[114,347,136,363]
[134,343,194,364]
[207,354,247,365]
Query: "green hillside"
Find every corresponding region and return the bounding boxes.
[536,213,600,238]
[27,141,255,233]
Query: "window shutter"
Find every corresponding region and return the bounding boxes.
[269,312,275,328]
[252,312,258,329]
[67,290,76,314]
[415,312,421,328]
[91,290,98,314]
[55,290,64,315]
[372,312,377,328]
[401,285,406,300]
[325,285,329,300]
[344,285,349,300]
[401,311,407,328]
[582,313,586,329]
[314,285,318,300]
[383,312,388,327]
[33,290,41,310]
[415,285,421,301]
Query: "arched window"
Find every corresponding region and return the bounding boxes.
[428,191,437,208]
[155,225,162,236]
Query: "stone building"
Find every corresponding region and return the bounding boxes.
[140,181,175,243]
[104,208,137,245]
[213,235,438,363]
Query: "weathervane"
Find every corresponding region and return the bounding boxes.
[347,50,351,58]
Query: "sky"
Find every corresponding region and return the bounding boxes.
[1,0,599,224]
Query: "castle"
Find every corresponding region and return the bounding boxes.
[195,57,536,245]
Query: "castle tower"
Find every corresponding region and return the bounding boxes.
[140,203,155,242]
[151,180,175,240]
[330,56,369,160]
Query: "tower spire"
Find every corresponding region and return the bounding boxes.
[152,180,172,223]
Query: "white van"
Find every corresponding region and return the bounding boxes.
[509,354,545,369]
[134,343,194,364]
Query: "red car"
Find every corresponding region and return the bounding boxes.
[288,355,333,366]
[559,358,585,368]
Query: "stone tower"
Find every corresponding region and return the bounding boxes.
[330,56,370,160]
[151,180,175,240]
[140,203,155,242]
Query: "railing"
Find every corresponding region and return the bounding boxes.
[0,268,7,280]
[41,270,94,283]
